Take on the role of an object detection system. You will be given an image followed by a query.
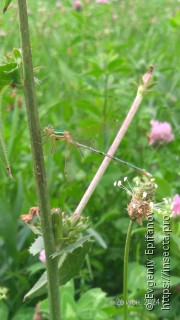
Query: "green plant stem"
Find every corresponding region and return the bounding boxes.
[17,1,61,319]
[103,72,109,147]
[123,219,133,320]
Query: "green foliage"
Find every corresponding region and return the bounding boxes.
[12,308,35,320]
[169,10,180,28]
[3,0,13,14]
[0,301,8,320]
[39,281,116,320]
[25,236,93,300]
[0,49,22,91]
[29,236,44,256]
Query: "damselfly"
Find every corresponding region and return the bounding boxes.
[44,124,152,177]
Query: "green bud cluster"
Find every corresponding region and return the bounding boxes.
[51,209,89,250]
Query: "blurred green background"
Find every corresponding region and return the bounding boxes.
[0,0,179,319]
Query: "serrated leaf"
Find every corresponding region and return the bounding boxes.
[29,236,44,256]
[52,235,92,258]
[3,0,13,14]
[24,236,93,300]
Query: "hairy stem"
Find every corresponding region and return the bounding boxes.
[17,1,61,319]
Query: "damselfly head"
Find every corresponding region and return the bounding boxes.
[44,124,53,134]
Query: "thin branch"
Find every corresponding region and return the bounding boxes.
[74,66,154,216]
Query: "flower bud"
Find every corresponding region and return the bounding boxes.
[142,65,153,87]
[51,208,63,247]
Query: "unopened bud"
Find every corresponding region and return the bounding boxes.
[51,208,63,247]
[142,65,153,87]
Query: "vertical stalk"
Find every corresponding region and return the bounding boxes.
[123,220,133,320]
[17,1,61,319]
[103,72,108,123]
[103,72,109,147]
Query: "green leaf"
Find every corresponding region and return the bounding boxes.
[87,228,107,249]
[169,10,180,28]
[77,288,108,310]
[39,282,78,319]
[52,235,92,258]
[40,292,78,320]
[0,50,22,92]
[83,68,105,77]
[0,62,21,92]
[77,288,110,320]
[107,58,125,73]
[24,272,47,300]
[13,48,22,64]
[155,273,180,289]
[27,262,45,276]
[0,301,8,320]
[61,291,77,320]
[24,236,93,300]
[29,236,44,256]
[155,177,171,198]
[3,0,13,14]
[0,65,12,91]
[128,262,147,292]
[12,308,34,320]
